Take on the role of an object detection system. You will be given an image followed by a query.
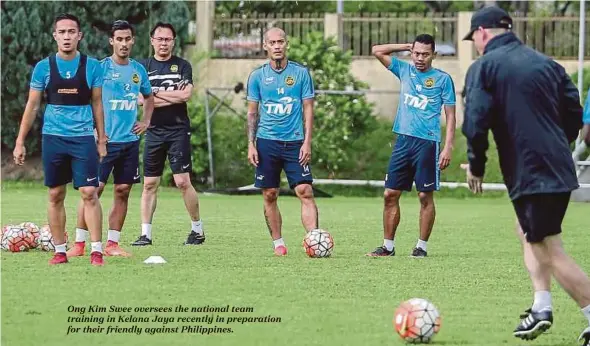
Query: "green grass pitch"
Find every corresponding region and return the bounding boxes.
[1,184,588,346]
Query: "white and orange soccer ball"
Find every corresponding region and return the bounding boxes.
[1,226,36,252]
[1,225,12,250]
[302,229,334,258]
[19,222,40,249]
[1,225,15,250]
[38,224,67,251]
[393,298,441,344]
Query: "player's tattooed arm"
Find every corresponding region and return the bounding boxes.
[247,101,260,167]
[247,101,259,143]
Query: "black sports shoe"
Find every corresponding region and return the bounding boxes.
[519,307,532,319]
[513,309,553,340]
[411,247,427,257]
[184,231,205,245]
[578,327,590,346]
[366,246,395,257]
[131,235,152,246]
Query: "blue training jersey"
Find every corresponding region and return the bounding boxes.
[101,57,152,143]
[388,57,456,142]
[30,52,103,137]
[246,60,315,141]
[584,87,590,125]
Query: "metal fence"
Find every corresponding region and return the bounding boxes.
[511,14,590,58]
[342,12,457,57]
[212,12,590,59]
[212,12,324,58]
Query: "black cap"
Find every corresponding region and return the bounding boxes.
[463,6,513,41]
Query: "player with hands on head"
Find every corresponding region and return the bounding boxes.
[367,34,456,258]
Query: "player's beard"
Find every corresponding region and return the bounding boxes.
[118,49,129,59]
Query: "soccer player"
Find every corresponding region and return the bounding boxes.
[67,20,154,257]
[130,22,204,246]
[12,13,106,266]
[246,27,319,256]
[366,34,456,258]
[461,6,590,344]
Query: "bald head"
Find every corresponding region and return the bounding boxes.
[264,27,287,42]
[263,27,288,64]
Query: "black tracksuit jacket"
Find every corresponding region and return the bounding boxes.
[462,32,583,200]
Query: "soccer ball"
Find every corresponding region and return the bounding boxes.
[19,222,40,249]
[393,298,441,344]
[1,226,36,252]
[38,224,67,251]
[1,225,15,250]
[1,225,13,249]
[302,229,334,258]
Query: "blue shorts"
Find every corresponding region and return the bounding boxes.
[99,141,141,185]
[255,138,313,189]
[42,135,99,190]
[385,134,440,192]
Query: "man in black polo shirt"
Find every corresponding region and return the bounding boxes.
[132,22,204,246]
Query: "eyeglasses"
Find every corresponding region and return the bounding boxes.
[152,37,174,43]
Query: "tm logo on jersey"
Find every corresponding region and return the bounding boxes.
[264,97,295,115]
[403,93,429,110]
[110,93,138,111]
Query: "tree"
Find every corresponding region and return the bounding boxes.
[216,1,332,15]
[1,1,192,154]
[216,0,475,14]
[287,31,379,176]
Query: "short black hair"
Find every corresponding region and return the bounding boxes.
[150,22,176,38]
[54,13,81,31]
[111,20,135,37]
[413,34,436,52]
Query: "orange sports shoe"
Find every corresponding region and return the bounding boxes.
[104,240,132,257]
[274,245,287,257]
[90,251,104,266]
[66,242,85,257]
[49,252,68,265]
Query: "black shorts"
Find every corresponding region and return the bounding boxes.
[512,192,571,243]
[143,130,192,177]
[99,141,141,185]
